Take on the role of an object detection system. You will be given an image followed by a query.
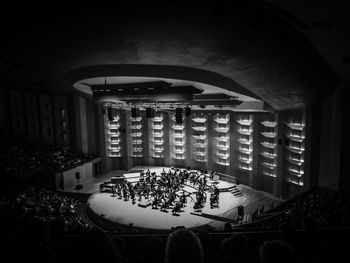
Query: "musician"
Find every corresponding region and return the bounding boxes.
[130,189,136,204]
[123,187,129,201]
[210,170,215,180]
[112,185,116,197]
[172,202,181,215]
[160,199,167,211]
[161,168,166,176]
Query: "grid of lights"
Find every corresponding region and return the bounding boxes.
[237,114,253,171]
[192,114,207,162]
[106,112,122,157]
[260,117,278,177]
[130,116,143,158]
[214,114,230,166]
[106,101,190,111]
[285,120,305,186]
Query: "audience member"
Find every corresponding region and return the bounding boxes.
[166,229,203,263]
[210,234,249,263]
[75,229,119,263]
[197,230,213,263]
[143,236,164,263]
[259,240,298,263]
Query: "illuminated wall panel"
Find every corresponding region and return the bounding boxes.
[236,114,253,172]
[192,114,208,163]
[130,116,143,158]
[260,117,278,178]
[214,113,230,166]
[105,109,122,158]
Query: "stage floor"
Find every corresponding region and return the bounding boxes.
[85,166,282,230]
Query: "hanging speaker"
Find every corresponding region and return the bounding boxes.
[185,107,191,117]
[175,108,183,124]
[285,138,290,146]
[146,108,155,118]
[131,107,140,118]
[107,107,114,122]
[112,108,118,118]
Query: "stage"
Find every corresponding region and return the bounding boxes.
[82,166,282,231]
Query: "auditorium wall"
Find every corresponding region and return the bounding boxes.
[24,93,41,140]
[39,94,55,145]
[71,95,103,157]
[53,96,71,147]
[0,88,11,133]
[0,88,72,148]
[318,86,344,188]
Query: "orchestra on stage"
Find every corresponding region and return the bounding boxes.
[102,168,220,215]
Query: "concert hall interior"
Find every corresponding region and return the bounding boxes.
[0,1,348,263]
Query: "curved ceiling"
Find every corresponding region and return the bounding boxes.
[1,0,342,111]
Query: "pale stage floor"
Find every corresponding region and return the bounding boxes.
[77,166,282,230]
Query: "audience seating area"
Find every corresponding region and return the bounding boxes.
[243,186,350,231]
[0,187,93,233]
[0,133,92,174]
[0,183,349,263]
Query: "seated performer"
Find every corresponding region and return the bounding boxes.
[193,200,201,210]
[111,185,116,197]
[180,191,187,204]
[169,191,176,205]
[160,199,168,211]
[161,168,166,176]
[144,187,149,199]
[152,196,160,209]
[117,185,123,199]
[172,202,181,215]
[202,176,207,186]
[123,187,129,201]
[210,192,219,208]
[130,189,136,204]
[210,170,215,180]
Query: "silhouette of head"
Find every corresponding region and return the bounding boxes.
[143,236,164,263]
[259,240,298,263]
[166,229,203,263]
[221,234,248,261]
